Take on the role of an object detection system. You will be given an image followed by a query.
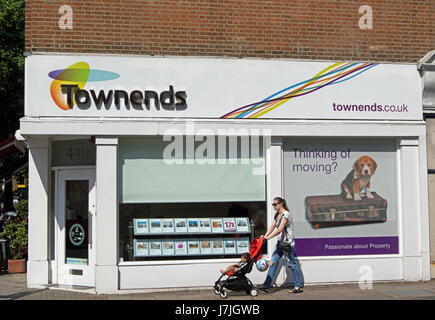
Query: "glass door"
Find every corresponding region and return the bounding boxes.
[57,168,95,287]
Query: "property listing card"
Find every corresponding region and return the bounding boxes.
[237,238,250,254]
[175,219,188,233]
[162,240,175,255]
[211,218,224,233]
[236,218,250,232]
[149,219,162,233]
[223,218,237,232]
[187,218,200,233]
[175,240,188,255]
[133,239,149,257]
[212,239,224,254]
[224,239,237,254]
[149,241,162,255]
[200,239,212,255]
[162,219,175,233]
[188,241,200,255]
[199,218,212,233]
[133,219,149,235]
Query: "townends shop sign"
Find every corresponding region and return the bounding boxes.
[25,55,422,120]
[48,61,187,111]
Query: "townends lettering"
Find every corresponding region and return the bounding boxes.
[60,84,187,111]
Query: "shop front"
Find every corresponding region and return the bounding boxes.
[20,54,430,293]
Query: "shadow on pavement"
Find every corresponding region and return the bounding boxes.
[0,288,48,300]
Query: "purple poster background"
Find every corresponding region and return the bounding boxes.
[294,236,399,256]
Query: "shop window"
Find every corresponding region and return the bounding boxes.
[118,136,267,261]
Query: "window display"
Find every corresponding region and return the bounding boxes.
[130,216,252,259]
[119,136,267,262]
[121,203,267,261]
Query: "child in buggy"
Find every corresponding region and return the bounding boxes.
[214,238,265,298]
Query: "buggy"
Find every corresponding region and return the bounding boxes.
[213,238,265,298]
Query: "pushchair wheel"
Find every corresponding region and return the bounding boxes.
[250,289,258,297]
[220,289,228,299]
[214,283,222,295]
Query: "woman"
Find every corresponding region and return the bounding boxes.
[259,197,303,293]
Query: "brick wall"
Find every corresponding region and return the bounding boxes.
[25,0,435,63]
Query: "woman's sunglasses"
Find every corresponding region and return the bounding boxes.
[272,202,280,206]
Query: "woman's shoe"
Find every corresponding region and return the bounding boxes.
[257,285,270,293]
[289,287,303,294]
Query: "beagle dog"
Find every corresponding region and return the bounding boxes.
[341,155,377,201]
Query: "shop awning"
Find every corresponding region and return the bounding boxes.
[0,136,18,159]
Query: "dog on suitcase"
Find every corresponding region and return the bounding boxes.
[341,155,377,201]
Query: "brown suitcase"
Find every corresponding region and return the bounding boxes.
[305,192,387,229]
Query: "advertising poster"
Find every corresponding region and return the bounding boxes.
[236,218,250,233]
[283,138,399,256]
[188,241,200,255]
[133,219,149,235]
[133,239,149,257]
[162,241,175,255]
[211,218,224,233]
[162,219,175,233]
[199,218,212,233]
[149,219,162,233]
[236,238,250,254]
[187,218,200,233]
[200,240,213,255]
[224,239,236,254]
[175,219,188,233]
[212,240,224,254]
[175,240,188,255]
[149,241,162,256]
[223,218,237,232]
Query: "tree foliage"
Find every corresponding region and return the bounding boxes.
[0,0,24,141]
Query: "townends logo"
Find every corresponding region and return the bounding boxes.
[48,62,187,111]
[49,62,120,110]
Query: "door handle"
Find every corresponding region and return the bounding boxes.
[88,211,92,249]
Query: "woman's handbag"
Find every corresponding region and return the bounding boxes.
[277,240,292,250]
[275,213,293,250]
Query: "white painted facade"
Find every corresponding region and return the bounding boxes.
[20,54,431,294]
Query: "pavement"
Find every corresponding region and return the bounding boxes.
[1,273,435,300]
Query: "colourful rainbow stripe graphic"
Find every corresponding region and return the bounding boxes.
[221,62,378,119]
